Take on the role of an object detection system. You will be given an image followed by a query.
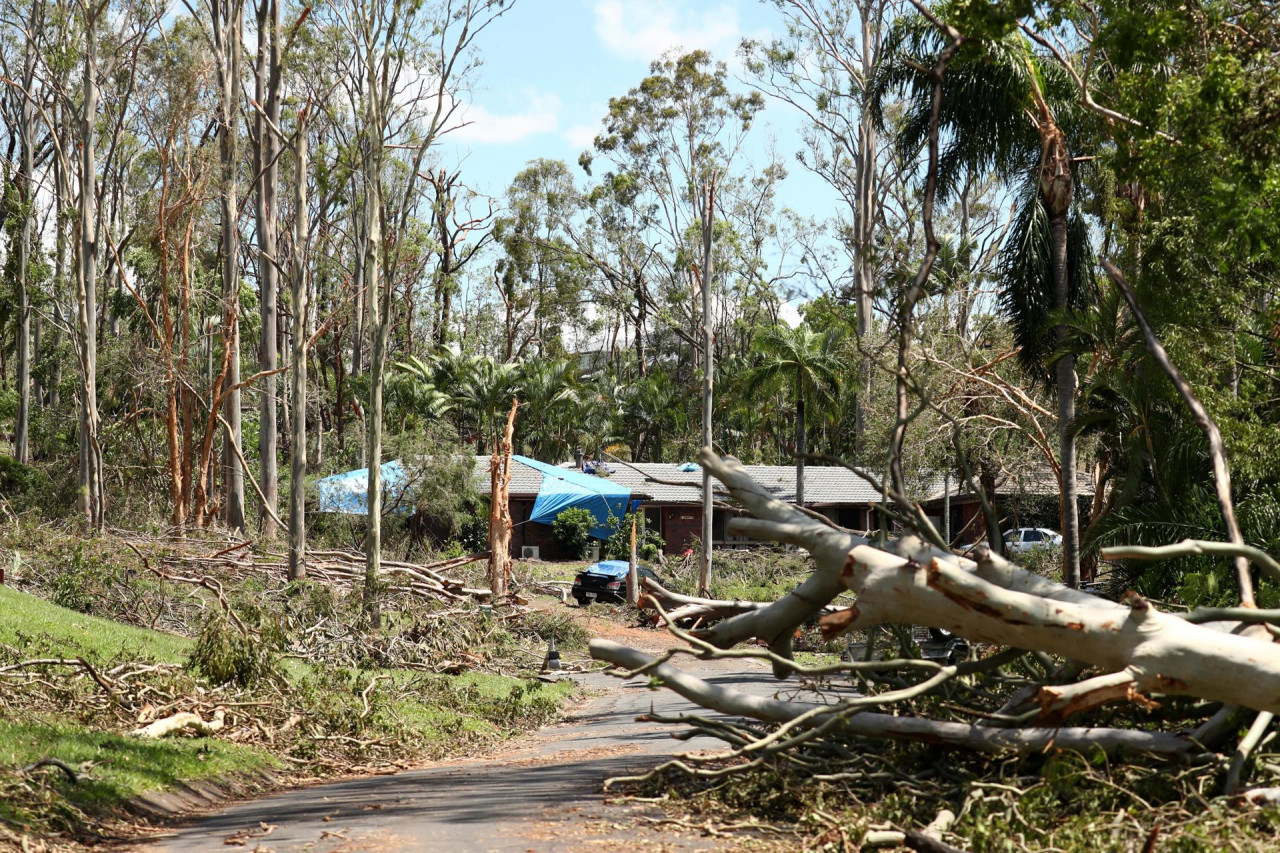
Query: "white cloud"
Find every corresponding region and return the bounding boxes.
[449,93,562,144]
[562,123,599,150]
[593,0,743,63]
[778,300,803,328]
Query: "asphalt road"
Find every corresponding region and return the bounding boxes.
[143,650,791,853]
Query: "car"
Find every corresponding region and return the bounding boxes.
[572,560,666,606]
[1002,527,1063,554]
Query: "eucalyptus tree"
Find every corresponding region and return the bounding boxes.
[876,21,1091,586]
[424,166,495,349]
[252,0,284,538]
[493,160,592,361]
[743,0,904,459]
[583,51,763,348]
[1,0,44,467]
[324,0,508,623]
[175,0,248,531]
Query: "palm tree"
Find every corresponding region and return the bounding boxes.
[748,325,844,506]
[517,356,580,461]
[876,22,1093,586]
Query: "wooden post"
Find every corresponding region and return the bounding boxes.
[627,515,639,607]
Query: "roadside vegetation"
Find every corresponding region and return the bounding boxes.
[0,521,578,850]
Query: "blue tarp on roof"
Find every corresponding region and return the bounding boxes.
[517,455,631,540]
[317,460,411,515]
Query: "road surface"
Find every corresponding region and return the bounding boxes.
[144,633,794,853]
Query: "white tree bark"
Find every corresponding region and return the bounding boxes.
[288,113,309,581]
[591,640,1193,756]
[593,451,1280,728]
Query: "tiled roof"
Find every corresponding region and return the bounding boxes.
[474,455,1095,506]
[921,465,1095,501]
[472,457,888,505]
[471,455,545,496]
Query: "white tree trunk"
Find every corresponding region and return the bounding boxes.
[594,452,1280,730]
[255,0,282,538]
[288,115,309,581]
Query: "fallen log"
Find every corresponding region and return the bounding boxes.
[700,452,1280,716]
[591,640,1195,756]
[130,709,226,738]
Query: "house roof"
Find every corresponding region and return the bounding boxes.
[474,455,1095,507]
[921,465,1095,502]
[474,456,889,505]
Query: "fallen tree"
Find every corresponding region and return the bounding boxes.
[591,450,1280,768]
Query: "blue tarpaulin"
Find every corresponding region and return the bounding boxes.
[517,455,632,540]
[317,460,411,515]
[580,560,631,579]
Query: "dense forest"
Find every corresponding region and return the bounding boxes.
[2,0,1278,595]
[2,0,1280,848]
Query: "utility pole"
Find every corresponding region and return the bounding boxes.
[698,174,717,597]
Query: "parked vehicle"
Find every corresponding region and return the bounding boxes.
[1003,527,1063,554]
[572,560,666,606]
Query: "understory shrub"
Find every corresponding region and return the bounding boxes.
[552,507,596,559]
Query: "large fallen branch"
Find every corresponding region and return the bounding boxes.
[589,449,1280,768]
[591,640,1193,756]
[640,577,845,626]
[701,452,1280,713]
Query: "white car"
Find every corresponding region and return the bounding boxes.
[1003,527,1063,554]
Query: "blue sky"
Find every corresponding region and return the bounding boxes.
[435,0,839,225]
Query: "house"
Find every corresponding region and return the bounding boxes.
[473,455,1097,559]
[475,456,910,559]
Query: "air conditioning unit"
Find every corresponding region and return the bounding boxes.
[520,546,540,560]
[587,542,601,561]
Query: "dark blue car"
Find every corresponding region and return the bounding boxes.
[572,560,665,606]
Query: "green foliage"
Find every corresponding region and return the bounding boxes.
[186,614,280,688]
[551,507,596,559]
[603,512,662,561]
[0,456,52,515]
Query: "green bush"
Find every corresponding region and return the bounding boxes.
[552,507,596,559]
[0,455,52,514]
[187,613,280,687]
[604,512,663,562]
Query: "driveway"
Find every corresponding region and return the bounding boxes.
[143,633,791,853]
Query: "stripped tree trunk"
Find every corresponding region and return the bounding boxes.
[488,399,518,601]
[77,4,104,530]
[255,0,283,538]
[288,112,310,581]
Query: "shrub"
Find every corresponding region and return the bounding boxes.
[552,507,596,559]
[604,512,663,562]
[187,613,280,687]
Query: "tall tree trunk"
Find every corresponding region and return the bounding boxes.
[699,180,715,596]
[362,113,386,628]
[216,0,246,532]
[288,115,309,581]
[77,6,104,530]
[14,10,36,465]
[1041,122,1080,589]
[255,0,282,537]
[851,4,880,464]
[796,371,806,507]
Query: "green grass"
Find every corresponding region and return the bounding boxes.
[0,585,191,663]
[0,718,277,835]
